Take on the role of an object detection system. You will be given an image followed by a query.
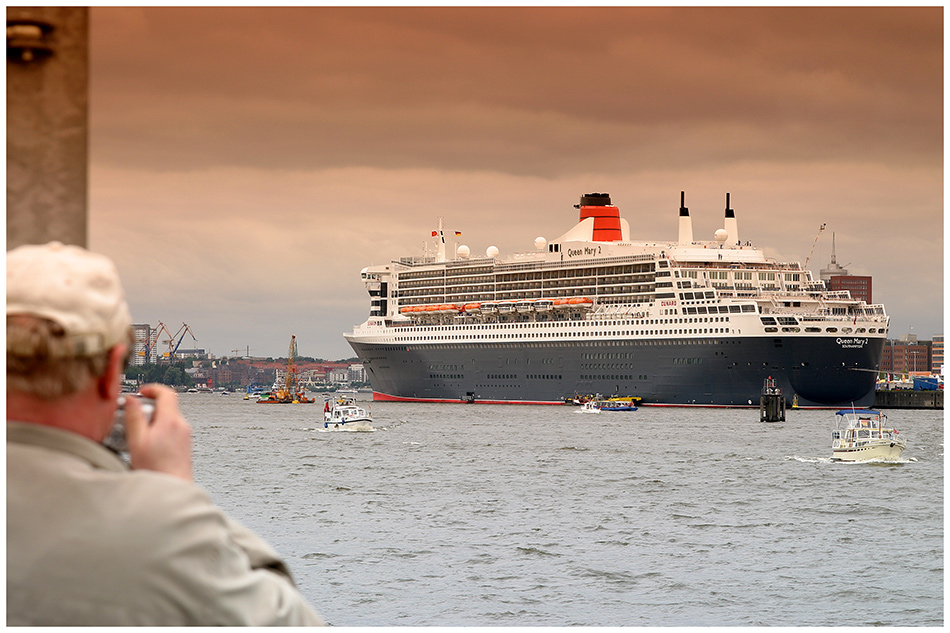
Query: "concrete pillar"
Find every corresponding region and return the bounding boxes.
[7,6,89,249]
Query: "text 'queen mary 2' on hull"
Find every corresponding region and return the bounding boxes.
[344,192,888,407]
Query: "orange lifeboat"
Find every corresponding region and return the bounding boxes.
[464,302,482,312]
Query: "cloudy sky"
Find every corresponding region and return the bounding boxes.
[87,6,943,360]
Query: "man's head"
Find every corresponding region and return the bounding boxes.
[7,242,133,400]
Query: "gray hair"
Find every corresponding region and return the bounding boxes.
[6,315,128,400]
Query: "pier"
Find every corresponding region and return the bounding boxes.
[874,389,943,410]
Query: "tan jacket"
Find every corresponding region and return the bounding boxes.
[6,422,325,626]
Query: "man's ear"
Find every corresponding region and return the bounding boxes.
[98,343,128,401]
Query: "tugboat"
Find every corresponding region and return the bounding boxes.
[831,409,905,462]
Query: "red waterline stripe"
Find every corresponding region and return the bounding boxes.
[373,392,840,409]
[372,392,562,405]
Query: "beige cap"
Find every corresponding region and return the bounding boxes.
[7,242,133,356]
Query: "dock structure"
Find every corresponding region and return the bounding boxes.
[874,389,943,409]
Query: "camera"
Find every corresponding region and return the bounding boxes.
[104,394,155,455]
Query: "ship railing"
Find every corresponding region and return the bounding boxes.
[794,314,888,323]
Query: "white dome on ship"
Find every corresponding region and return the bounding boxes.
[714,229,729,243]
[457,245,470,258]
[486,246,499,258]
[534,237,547,251]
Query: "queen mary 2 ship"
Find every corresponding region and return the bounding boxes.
[344,192,888,407]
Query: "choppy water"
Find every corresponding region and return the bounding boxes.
[185,393,943,626]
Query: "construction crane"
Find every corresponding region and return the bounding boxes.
[163,323,197,361]
[258,335,314,403]
[139,321,171,363]
[803,223,827,268]
[230,345,255,358]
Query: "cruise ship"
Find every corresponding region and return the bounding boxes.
[344,192,888,407]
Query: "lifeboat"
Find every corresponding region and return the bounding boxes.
[481,302,498,313]
[569,297,594,309]
[497,301,515,313]
[535,299,554,311]
[424,305,440,315]
[464,302,482,313]
[553,298,571,309]
[516,300,535,312]
[400,306,413,315]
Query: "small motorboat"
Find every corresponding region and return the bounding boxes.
[831,409,905,462]
[323,398,374,431]
[596,400,638,412]
[578,400,601,414]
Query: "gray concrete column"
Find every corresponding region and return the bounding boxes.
[7,6,89,249]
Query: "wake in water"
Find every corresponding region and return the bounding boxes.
[785,455,918,464]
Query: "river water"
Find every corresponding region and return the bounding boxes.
[183,393,943,626]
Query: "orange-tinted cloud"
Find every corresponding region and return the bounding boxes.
[88,7,942,358]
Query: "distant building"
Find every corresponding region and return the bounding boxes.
[828,275,872,304]
[819,232,849,283]
[347,363,366,383]
[880,338,932,375]
[818,232,872,304]
[174,348,206,360]
[932,335,944,375]
[131,323,151,366]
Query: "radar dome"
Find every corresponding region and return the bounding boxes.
[534,237,547,251]
[486,246,499,258]
[714,229,729,243]
[457,245,470,259]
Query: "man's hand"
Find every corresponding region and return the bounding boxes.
[124,384,193,482]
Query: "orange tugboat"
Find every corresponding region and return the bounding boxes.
[256,335,314,404]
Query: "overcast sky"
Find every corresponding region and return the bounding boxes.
[87,6,943,360]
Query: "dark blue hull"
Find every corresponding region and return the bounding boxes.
[349,334,883,407]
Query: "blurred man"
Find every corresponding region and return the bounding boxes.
[7,242,325,625]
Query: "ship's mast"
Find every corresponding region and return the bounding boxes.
[436,216,446,262]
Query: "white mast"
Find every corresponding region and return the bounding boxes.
[436,216,446,262]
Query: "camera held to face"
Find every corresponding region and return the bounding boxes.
[104,395,155,455]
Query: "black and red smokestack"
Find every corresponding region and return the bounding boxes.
[576,193,622,242]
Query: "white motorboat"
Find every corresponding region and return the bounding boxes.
[578,401,601,414]
[323,398,374,431]
[831,409,905,462]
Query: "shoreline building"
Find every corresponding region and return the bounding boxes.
[880,335,932,375]
[820,232,872,304]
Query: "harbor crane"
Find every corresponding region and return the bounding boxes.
[163,323,197,361]
[139,321,172,363]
